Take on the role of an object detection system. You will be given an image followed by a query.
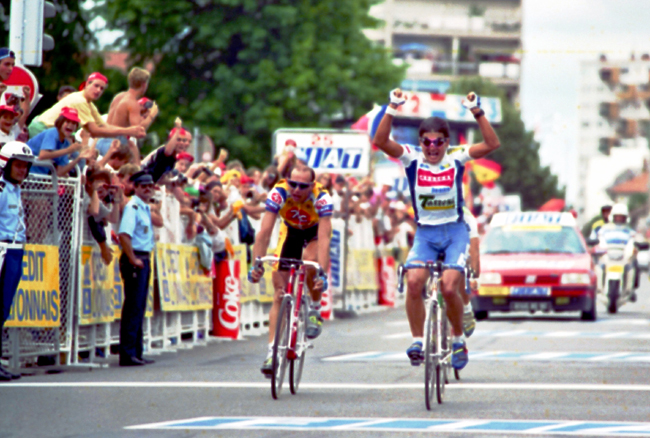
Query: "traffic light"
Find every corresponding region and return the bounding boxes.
[9,0,56,67]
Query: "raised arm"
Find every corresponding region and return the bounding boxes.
[464,92,501,159]
[252,209,278,262]
[372,89,407,159]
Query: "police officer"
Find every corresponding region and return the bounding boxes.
[118,171,155,366]
[0,141,34,381]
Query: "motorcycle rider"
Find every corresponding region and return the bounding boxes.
[596,203,639,299]
[589,204,612,242]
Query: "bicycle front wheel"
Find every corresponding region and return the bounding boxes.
[271,295,292,400]
[436,307,448,404]
[424,299,438,411]
[289,296,308,395]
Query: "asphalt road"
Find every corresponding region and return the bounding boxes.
[2,276,650,438]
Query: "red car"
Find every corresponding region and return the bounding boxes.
[472,212,597,321]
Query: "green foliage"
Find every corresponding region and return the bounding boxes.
[449,77,565,211]
[628,192,648,214]
[92,0,404,167]
[0,0,99,115]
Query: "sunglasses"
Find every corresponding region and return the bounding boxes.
[420,137,447,147]
[287,180,311,190]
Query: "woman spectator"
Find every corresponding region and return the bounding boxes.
[316,172,333,194]
[260,165,279,193]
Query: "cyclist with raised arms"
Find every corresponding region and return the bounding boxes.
[249,165,333,377]
[373,89,500,370]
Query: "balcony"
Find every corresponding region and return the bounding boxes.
[391,15,521,40]
[599,137,621,155]
[599,102,620,120]
[616,119,638,138]
[395,57,520,83]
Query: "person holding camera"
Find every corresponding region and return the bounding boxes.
[84,168,121,265]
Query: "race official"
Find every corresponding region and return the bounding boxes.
[0,141,35,381]
[118,171,155,366]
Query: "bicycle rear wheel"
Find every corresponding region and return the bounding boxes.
[289,296,308,394]
[424,299,438,411]
[436,303,447,404]
[271,295,292,400]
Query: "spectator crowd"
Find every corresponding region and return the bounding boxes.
[0,48,419,273]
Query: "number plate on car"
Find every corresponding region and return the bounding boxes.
[510,286,551,297]
[510,301,551,312]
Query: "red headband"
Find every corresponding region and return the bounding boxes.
[79,72,109,90]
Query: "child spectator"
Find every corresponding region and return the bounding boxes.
[0,105,21,146]
[84,168,121,264]
[27,107,93,176]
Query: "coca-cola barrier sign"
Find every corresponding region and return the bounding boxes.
[213,260,241,339]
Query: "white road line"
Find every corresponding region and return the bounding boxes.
[601,331,630,338]
[521,352,569,360]
[5,381,650,391]
[587,352,632,362]
[322,351,382,361]
[493,329,528,337]
[543,331,579,338]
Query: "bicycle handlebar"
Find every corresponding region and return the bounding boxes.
[255,256,323,273]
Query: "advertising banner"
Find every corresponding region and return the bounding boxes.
[393,92,502,124]
[5,244,60,328]
[273,129,371,176]
[79,245,154,325]
[377,256,397,307]
[348,249,378,292]
[156,243,212,312]
[213,260,241,339]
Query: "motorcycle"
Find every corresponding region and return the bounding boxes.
[589,237,647,314]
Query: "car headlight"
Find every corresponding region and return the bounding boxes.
[560,273,591,285]
[479,272,502,285]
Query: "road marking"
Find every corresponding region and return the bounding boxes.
[126,416,650,435]
[323,350,650,363]
[383,329,650,340]
[5,382,650,391]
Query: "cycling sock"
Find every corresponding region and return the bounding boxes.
[452,335,465,344]
[311,303,322,311]
[267,343,273,357]
[412,337,423,345]
[464,302,473,313]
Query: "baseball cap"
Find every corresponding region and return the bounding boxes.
[0,105,19,116]
[138,97,151,106]
[78,72,109,90]
[176,152,194,163]
[0,48,15,60]
[240,175,254,185]
[59,107,81,123]
[168,127,188,139]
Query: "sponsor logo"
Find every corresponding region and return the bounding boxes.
[271,191,283,204]
[315,198,328,209]
[418,194,455,210]
[417,168,455,188]
[287,207,310,223]
[217,262,240,331]
[330,230,341,288]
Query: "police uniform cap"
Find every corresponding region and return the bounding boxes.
[130,171,154,185]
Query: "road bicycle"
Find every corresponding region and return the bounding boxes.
[253,256,323,400]
[398,261,454,409]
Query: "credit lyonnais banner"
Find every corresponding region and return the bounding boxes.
[5,244,60,328]
[156,243,212,311]
[79,245,154,325]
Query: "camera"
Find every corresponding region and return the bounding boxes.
[191,198,202,212]
[5,93,22,107]
[143,100,153,110]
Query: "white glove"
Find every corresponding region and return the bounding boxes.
[389,88,406,106]
[461,92,481,110]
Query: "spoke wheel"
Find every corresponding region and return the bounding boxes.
[289,297,308,395]
[424,299,438,411]
[271,295,292,400]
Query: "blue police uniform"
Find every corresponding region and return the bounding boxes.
[118,189,154,364]
[0,176,27,379]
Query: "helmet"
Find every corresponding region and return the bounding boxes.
[0,141,34,169]
[610,203,628,218]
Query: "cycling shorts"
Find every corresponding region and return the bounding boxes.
[406,221,470,272]
[274,222,319,271]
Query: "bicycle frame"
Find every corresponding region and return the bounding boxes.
[286,264,306,360]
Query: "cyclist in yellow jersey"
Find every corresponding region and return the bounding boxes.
[249,165,333,377]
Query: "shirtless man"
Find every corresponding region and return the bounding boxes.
[95,67,158,156]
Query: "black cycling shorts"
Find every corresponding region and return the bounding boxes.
[274,222,319,271]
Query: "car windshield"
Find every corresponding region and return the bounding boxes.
[481,225,586,255]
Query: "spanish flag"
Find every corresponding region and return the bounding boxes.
[467,159,501,188]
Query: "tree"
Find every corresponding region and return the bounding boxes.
[92,0,404,167]
[0,0,99,116]
[449,77,565,210]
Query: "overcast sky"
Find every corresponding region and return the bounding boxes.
[520,0,650,204]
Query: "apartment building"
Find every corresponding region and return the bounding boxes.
[577,56,650,223]
[365,0,522,105]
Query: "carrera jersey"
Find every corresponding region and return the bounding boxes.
[399,144,472,226]
[265,180,333,229]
